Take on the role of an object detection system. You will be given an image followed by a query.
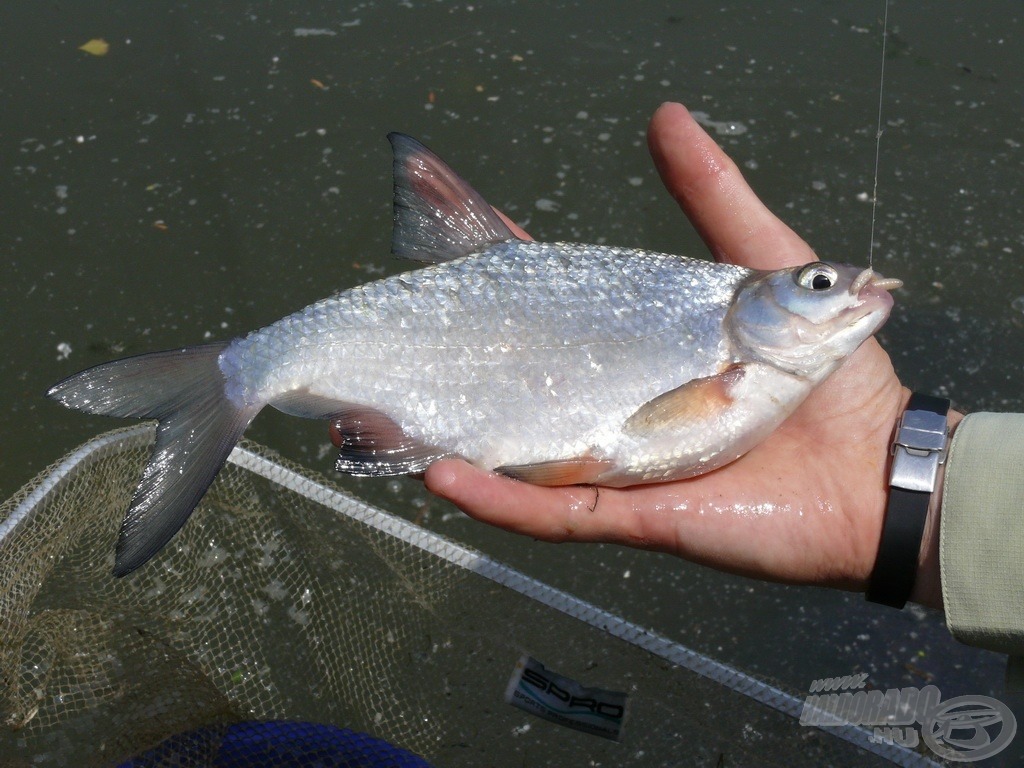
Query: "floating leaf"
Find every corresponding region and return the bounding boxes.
[310,78,327,90]
[79,39,110,56]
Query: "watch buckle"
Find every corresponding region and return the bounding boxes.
[889,409,948,493]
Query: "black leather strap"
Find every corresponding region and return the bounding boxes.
[866,393,950,608]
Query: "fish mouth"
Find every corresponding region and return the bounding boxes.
[839,268,901,333]
[850,268,903,295]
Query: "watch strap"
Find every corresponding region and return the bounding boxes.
[866,392,950,608]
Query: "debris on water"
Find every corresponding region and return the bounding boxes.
[56,342,72,361]
[1011,296,1024,314]
[287,605,310,626]
[263,579,288,601]
[199,545,228,568]
[293,28,336,37]
[690,111,748,136]
[78,39,110,56]
[55,185,68,215]
[535,198,559,212]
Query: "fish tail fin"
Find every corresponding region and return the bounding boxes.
[46,342,261,577]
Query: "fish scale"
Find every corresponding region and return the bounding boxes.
[47,132,900,576]
[221,242,747,472]
[226,243,745,404]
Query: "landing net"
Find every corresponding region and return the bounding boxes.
[0,426,936,766]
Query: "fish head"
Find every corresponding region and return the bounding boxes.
[726,261,902,380]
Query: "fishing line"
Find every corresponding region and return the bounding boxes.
[868,0,890,270]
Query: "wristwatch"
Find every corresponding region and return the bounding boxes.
[866,393,950,608]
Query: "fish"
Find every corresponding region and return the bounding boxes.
[47,133,902,577]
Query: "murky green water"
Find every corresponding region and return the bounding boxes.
[3,0,1023,763]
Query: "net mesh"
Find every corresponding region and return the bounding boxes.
[0,427,937,767]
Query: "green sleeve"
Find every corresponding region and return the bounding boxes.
[940,412,1024,659]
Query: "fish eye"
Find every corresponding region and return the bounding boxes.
[796,263,838,292]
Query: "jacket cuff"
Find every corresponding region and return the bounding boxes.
[941,412,1024,654]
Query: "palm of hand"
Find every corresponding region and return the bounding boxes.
[425,341,906,590]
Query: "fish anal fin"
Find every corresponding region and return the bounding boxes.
[331,406,451,477]
[388,133,518,264]
[625,364,747,435]
[496,456,614,487]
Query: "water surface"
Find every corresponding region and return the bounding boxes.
[2,0,1022,762]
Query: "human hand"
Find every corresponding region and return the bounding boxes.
[337,103,959,606]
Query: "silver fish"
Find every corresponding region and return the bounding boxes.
[48,133,901,576]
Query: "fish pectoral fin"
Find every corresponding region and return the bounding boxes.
[331,406,451,477]
[388,133,519,264]
[624,364,747,435]
[495,456,614,487]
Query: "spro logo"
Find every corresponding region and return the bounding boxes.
[520,667,626,719]
[505,655,628,741]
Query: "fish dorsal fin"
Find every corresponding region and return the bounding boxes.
[388,133,518,264]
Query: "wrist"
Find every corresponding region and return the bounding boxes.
[908,407,963,609]
[866,393,959,609]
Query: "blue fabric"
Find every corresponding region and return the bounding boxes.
[119,720,433,767]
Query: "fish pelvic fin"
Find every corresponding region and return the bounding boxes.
[388,133,519,264]
[46,343,261,577]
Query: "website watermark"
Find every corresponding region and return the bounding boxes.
[800,674,1016,762]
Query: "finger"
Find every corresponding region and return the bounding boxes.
[423,458,817,579]
[647,102,816,270]
[424,459,640,544]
